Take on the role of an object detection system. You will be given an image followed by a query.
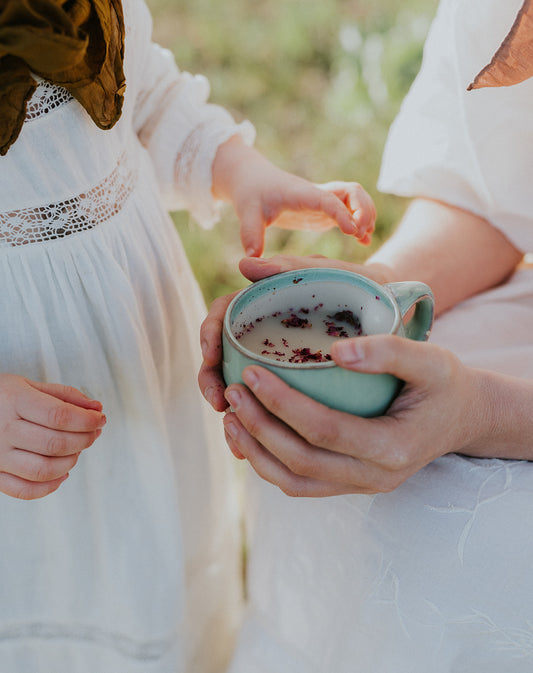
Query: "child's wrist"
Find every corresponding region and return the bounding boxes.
[211,135,259,202]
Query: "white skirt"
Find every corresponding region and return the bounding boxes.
[229,268,533,673]
[0,150,242,673]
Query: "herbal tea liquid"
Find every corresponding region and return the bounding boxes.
[234,303,364,363]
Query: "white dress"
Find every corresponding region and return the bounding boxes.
[0,1,254,671]
[228,0,533,671]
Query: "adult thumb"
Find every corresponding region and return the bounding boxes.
[331,334,446,387]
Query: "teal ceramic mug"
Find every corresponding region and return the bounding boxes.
[222,268,434,417]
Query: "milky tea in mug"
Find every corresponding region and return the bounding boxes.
[222,268,434,417]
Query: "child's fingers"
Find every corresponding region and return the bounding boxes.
[5,419,102,457]
[14,385,107,433]
[29,380,103,411]
[0,471,69,500]
[238,207,266,257]
[3,447,80,483]
[320,182,376,240]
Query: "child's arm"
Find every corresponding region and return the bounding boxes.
[0,375,106,499]
[211,135,376,257]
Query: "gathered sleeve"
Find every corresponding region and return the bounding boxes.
[378,0,533,253]
[132,38,255,227]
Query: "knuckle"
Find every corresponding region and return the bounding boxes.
[62,384,78,398]
[32,457,54,482]
[284,450,313,478]
[243,415,262,439]
[304,419,339,449]
[48,404,71,430]
[13,482,40,500]
[264,394,285,418]
[382,444,411,472]
[45,434,68,457]
[279,477,307,498]
[2,419,17,440]
[441,349,461,385]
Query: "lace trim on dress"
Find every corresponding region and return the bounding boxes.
[25,81,73,122]
[174,120,212,189]
[0,154,137,246]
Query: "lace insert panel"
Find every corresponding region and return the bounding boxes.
[0,155,137,247]
[25,81,74,122]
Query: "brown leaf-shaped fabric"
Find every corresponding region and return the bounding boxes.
[0,0,125,155]
[469,0,533,90]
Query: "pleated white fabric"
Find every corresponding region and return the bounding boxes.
[229,0,533,670]
[0,0,255,670]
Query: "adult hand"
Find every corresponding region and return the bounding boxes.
[198,255,393,413]
[221,334,486,496]
[0,375,106,500]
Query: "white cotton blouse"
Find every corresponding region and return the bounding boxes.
[228,1,533,672]
[0,1,254,671]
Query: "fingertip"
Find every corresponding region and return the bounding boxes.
[331,338,365,368]
[223,413,246,459]
[239,256,282,280]
[241,227,264,258]
[204,384,229,412]
[85,399,103,411]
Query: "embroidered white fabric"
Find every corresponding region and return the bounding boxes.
[0,154,136,246]
[0,1,246,672]
[25,81,73,122]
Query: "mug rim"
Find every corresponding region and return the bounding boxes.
[223,267,401,370]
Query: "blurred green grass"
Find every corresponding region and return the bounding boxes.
[147,0,439,304]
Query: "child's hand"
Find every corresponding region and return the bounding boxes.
[212,136,376,256]
[0,374,106,500]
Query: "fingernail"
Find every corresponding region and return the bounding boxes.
[242,368,259,391]
[98,414,107,428]
[224,417,238,439]
[245,247,257,257]
[204,386,216,406]
[201,340,208,358]
[225,389,242,410]
[333,339,364,365]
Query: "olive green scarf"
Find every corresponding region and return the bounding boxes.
[0,0,125,155]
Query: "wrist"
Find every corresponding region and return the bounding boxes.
[460,368,533,460]
[211,135,261,202]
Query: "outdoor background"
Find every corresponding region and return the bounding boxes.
[147,0,439,305]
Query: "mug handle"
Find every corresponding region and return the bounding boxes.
[384,281,435,341]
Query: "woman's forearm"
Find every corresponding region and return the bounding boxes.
[464,367,533,460]
[367,198,524,315]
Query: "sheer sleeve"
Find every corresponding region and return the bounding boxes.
[378,0,533,253]
[133,40,255,227]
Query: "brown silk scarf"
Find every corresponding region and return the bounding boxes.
[469,0,533,90]
[0,0,125,155]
